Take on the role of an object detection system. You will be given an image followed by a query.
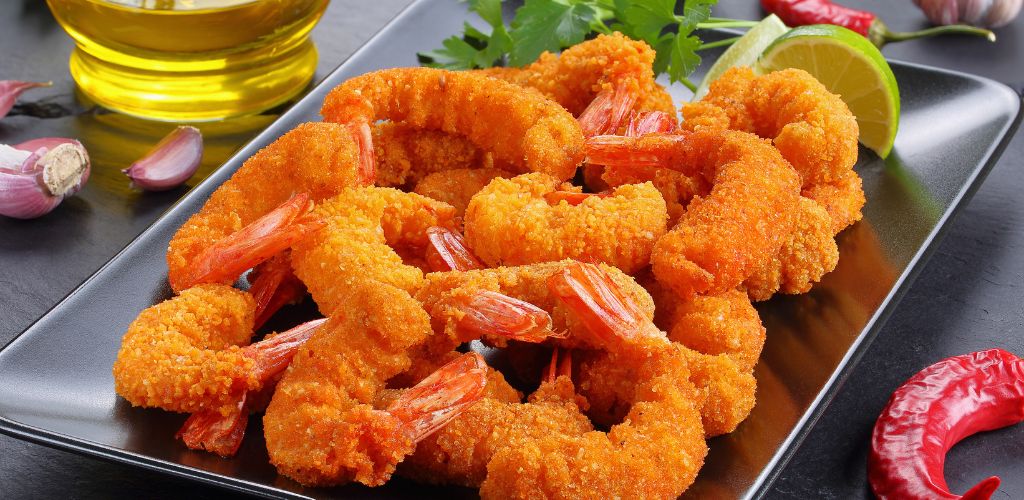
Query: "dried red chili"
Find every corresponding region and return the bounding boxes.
[760,0,995,47]
[868,348,1024,500]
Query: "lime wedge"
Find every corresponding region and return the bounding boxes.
[758,24,900,158]
[693,14,789,100]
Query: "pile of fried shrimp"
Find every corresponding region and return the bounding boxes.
[111,33,863,498]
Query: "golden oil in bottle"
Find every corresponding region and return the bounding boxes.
[46,0,330,121]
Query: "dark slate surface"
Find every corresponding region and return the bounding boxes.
[0,1,1021,498]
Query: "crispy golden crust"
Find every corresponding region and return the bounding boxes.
[743,197,840,301]
[803,169,866,235]
[464,173,668,274]
[375,123,512,188]
[289,187,456,316]
[400,375,592,487]
[112,284,256,414]
[600,163,708,226]
[615,130,801,299]
[479,33,676,117]
[413,167,515,217]
[681,66,860,189]
[263,283,432,487]
[322,67,584,181]
[482,347,707,499]
[167,123,362,292]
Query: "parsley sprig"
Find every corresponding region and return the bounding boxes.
[419,0,757,91]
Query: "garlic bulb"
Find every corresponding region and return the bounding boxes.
[0,140,91,219]
[914,0,1023,28]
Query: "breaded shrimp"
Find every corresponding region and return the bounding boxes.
[743,197,840,301]
[321,67,585,181]
[112,285,320,416]
[479,264,708,498]
[681,66,860,190]
[167,123,364,292]
[398,352,593,488]
[587,129,802,299]
[641,271,765,372]
[413,167,514,217]
[804,169,866,235]
[374,123,512,188]
[288,187,456,316]
[479,33,675,120]
[263,279,562,487]
[464,173,668,274]
[550,262,757,436]
[415,260,655,351]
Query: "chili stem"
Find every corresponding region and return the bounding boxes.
[884,24,996,43]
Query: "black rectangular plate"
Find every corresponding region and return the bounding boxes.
[0,0,1020,498]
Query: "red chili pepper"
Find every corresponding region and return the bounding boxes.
[761,0,995,47]
[868,348,1024,500]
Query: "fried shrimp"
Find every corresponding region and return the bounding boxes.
[415,260,655,351]
[374,123,513,188]
[289,187,456,316]
[681,66,860,190]
[587,128,801,299]
[321,67,584,181]
[399,351,593,488]
[167,123,364,292]
[263,279,561,487]
[112,285,320,416]
[479,263,708,498]
[463,172,668,274]
[742,196,840,301]
[480,33,675,120]
[554,263,756,437]
[413,167,514,217]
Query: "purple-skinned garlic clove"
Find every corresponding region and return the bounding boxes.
[0,140,91,219]
[914,0,1023,28]
[0,81,53,120]
[123,125,203,191]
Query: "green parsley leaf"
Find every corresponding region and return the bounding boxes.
[420,35,486,70]
[668,32,702,83]
[615,0,676,42]
[678,0,715,32]
[509,0,599,66]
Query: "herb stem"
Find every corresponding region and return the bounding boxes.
[696,20,758,29]
[696,36,740,51]
[680,78,697,93]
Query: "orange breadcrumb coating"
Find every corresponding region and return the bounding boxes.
[289,187,456,316]
[480,346,707,498]
[263,282,433,487]
[400,373,592,487]
[112,284,256,415]
[321,67,584,181]
[681,66,860,190]
[804,170,866,235]
[374,123,513,188]
[167,122,362,292]
[743,197,840,301]
[464,173,668,274]
[413,167,514,217]
[479,33,676,117]
[576,346,756,438]
[588,129,802,299]
[600,163,708,225]
[642,271,765,372]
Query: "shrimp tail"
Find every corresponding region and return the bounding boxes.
[454,290,561,343]
[625,110,677,137]
[249,253,306,330]
[348,121,376,186]
[548,262,664,347]
[425,226,484,272]
[387,352,488,443]
[179,193,325,290]
[577,82,637,137]
[176,394,249,457]
[243,318,328,384]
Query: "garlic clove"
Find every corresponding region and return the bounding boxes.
[915,0,1022,28]
[16,138,91,187]
[0,81,52,120]
[0,141,91,219]
[122,126,203,191]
